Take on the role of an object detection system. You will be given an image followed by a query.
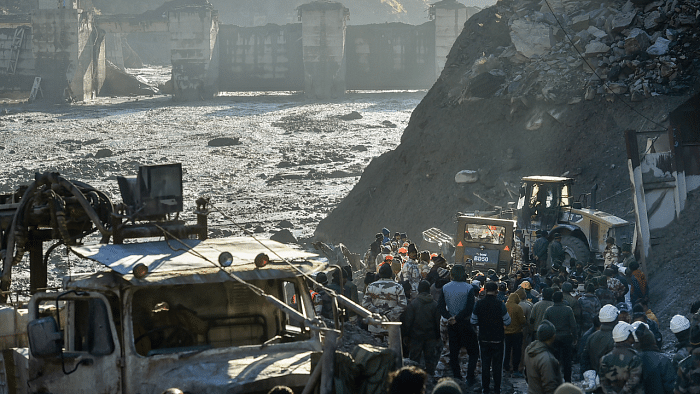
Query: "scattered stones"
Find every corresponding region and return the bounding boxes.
[95,148,113,158]
[585,41,611,55]
[625,28,651,54]
[208,137,241,147]
[339,111,362,120]
[381,120,397,128]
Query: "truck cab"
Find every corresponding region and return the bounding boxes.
[454,216,515,274]
[16,237,324,394]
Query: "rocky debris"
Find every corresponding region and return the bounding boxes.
[208,137,241,147]
[454,170,478,183]
[446,0,700,105]
[270,229,298,244]
[340,111,363,120]
[278,219,294,229]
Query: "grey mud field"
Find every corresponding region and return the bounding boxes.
[0,69,425,291]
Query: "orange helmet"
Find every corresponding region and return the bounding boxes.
[398,247,408,253]
[384,255,394,261]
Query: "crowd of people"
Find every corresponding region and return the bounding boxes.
[309,227,700,394]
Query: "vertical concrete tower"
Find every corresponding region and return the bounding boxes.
[32,0,105,101]
[298,1,349,99]
[169,5,220,101]
[430,0,467,77]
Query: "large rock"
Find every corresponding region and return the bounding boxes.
[585,41,611,56]
[625,28,651,54]
[466,71,506,98]
[455,170,478,183]
[644,10,662,29]
[647,37,670,56]
[100,61,158,97]
[611,11,636,32]
[510,19,553,59]
[571,13,590,31]
[271,229,298,244]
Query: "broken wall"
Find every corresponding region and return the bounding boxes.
[218,23,304,91]
[0,23,36,91]
[345,22,435,90]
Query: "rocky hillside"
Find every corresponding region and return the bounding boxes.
[314,0,700,252]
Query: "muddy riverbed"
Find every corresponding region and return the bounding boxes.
[0,72,425,291]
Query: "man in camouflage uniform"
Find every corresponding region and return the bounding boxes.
[362,263,408,335]
[675,325,700,394]
[512,230,524,273]
[599,321,643,394]
[603,237,620,268]
[605,267,627,303]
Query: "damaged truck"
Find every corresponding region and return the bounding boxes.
[0,164,399,394]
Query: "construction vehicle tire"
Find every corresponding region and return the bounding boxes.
[561,235,590,265]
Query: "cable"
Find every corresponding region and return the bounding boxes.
[541,0,667,130]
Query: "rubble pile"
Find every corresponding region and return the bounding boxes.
[315,0,699,253]
[454,0,700,106]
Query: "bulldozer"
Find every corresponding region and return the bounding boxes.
[439,175,634,273]
[514,176,633,267]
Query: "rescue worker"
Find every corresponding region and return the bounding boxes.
[400,245,421,298]
[634,323,674,394]
[376,246,393,271]
[628,262,647,306]
[532,230,549,269]
[604,267,627,303]
[417,250,432,279]
[578,283,602,334]
[367,233,383,271]
[582,304,619,374]
[595,276,617,307]
[549,233,565,268]
[314,272,333,319]
[599,321,643,394]
[675,325,700,394]
[543,291,578,382]
[524,320,563,394]
[382,227,391,245]
[404,280,441,376]
[670,314,692,371]
[362,264,408,335]
[561,282,581,328]
[603,237,620,268]
[513,230,525,272]
[620,243,636,268]
[530,287,555,332]
[438,265,479,385]
[471,281,511,394]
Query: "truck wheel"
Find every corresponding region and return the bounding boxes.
[561,235,590,266]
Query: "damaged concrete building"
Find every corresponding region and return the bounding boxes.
[0,0,480,101]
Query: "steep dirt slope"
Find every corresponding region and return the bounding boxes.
[314,0,698,252]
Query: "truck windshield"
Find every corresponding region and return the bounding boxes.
[464,224,506,245]
[131,279,307,356]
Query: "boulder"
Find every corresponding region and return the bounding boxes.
[587,26,608,39]
[339,111,363,120]
[647,37,670,56]
[611,11,636,33]
[585,41,611,56]
[95,148,113,158]
[644,10,662,29]
[466,71,506,98]
[208,137,241,147]
[100,60,158,97]
[510,19,553,59]
[572,13,590,31]
[271,229,298,244]
[606,82,628,94]
[455,170,478,184]
[624,28,651,54]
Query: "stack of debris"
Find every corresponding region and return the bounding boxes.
[456,0,699,104]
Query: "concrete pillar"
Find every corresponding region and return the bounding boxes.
[168,6,219,101]
[298,1,348,99]
[105,33,125,69]
[31,8,105,102]
[430,0,467,77]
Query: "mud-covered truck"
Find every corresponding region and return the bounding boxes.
[454,216,516,275]
[0,164,399,394]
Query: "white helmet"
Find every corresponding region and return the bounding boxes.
[670,315,691,334]
[612,321,633,342]
[599,304,620,323]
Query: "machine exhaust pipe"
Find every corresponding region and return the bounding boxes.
[590,184,598,210]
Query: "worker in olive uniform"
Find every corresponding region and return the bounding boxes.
[599,321,643,394]
[362,264,408,335]
[675,325,700,394]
